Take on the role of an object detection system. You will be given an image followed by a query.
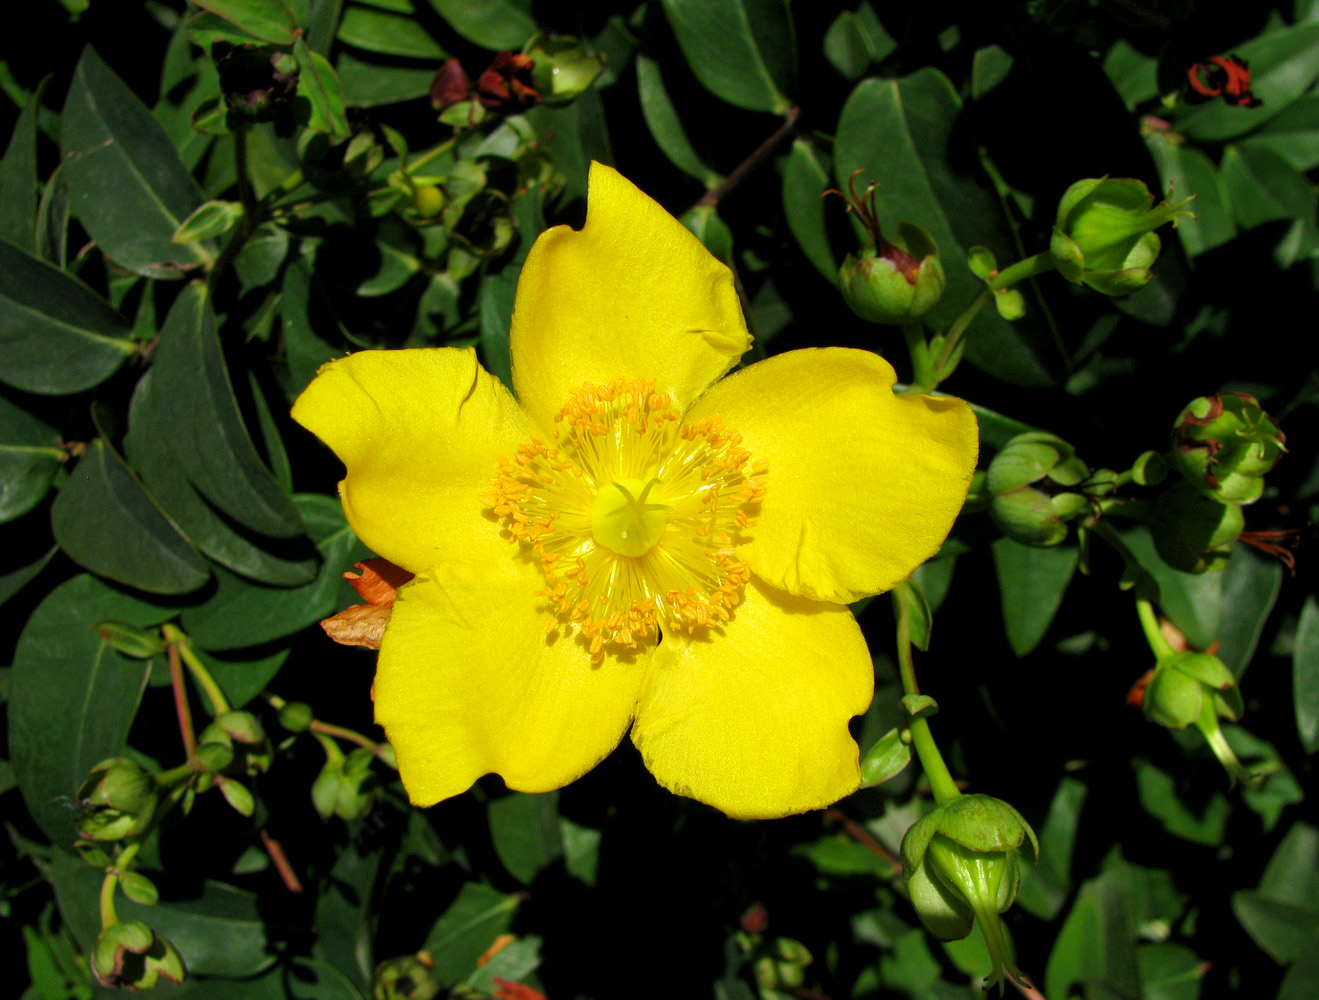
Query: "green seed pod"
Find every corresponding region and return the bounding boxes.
[839,220,945,325]
[198,711,273,775]
[373,953,441,1000]
[987,432,1092,546]
[77,759,159,842]
[1171,392,1285,505]
[91,923,185,990]
[1050,177,1193,295]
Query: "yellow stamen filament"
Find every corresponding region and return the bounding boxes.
[480,377,767,662]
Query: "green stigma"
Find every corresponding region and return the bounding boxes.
[591,478,671,557]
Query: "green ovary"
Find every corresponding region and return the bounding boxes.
[591,478,671,557]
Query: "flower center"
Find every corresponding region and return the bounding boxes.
[482,377,767,662]
[591,478,671,556]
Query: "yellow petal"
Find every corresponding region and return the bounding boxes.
[291,348,532,575]
[510,162,751,427]
[376,562,648,804]
[631,577,873,819]
[684,348,978,604]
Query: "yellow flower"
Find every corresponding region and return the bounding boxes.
[292,163,977,820]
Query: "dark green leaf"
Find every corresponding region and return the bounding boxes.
[970,44,1013,101]
[1216,549,1281,678]
[1232,892,1319,964]
[337,52,436,107]
[287,957,368,1000]
[1221,145,1316,231]
[824,8,896,81]
[1137,942,1203,1000]
[991,538,1078,657]
[636,53,719,186]
[0,81,42,249]
[60,48,212,278]
[479,267,518,391]
[661,0,795,114]
[36,164,71,268]
[151,283,304,538]
[424,0,535,51]
[1102,39,1158,111]
[294,38,351,139]
[490,792,562,885]
[313,835,384,988]
[1120,526,1222,650]
[339,7,446,59]
[0,236,135,394]
[283,251,342,396]
[0,544,57,608]
[835,73,1056,387]
[0,391,62,522]
[423,882,520,986]
[465,935,541,993]
[1044,856,1142,1000]
[125,370,317,586]
[1145,134,1236,257]
[681,204,734,268]
[560,817,601,886]
[179,493,368,650]
[50,439,210,594]
[859,726,912,787]
[200,645,289,709]
[9,575,169,847]
[1133,759,1229,846]
[173,200,244,244]
[1245,95,1319,171]
[189,0,300,46]
[1017,777,1087,920]
[1295,597,1319,753]
[781,138,836,284]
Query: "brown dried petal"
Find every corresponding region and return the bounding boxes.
[321,604,392,650]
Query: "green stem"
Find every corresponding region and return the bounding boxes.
[98,842,141,929]
[933,287,990,377]
[900,322,937,395]
[313,730,345,765]
[989,251,1056,290]
[162,625,231,716]
[894,584,961,805]
[1135,593,1175,660]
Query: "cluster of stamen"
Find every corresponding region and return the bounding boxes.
[480,377,767,662]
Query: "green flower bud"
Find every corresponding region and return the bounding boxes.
[901,794,1038,992]
[525,33,606,105]
[91,922,185,990]
[1050,177,1193,295]
[1150,480,1245,573]
[754,937,812,992]
[839,220,945,325]
[410,185,446,220]
[198,711,273,775]
[77,759,158,842]
[1144,651,1243,730]
[987,432,1092,546]
[312,747,380,822]
[193,741,235,774]
[373,953,441,1000]
[278,701,315,733]
[1171,392,1285,505]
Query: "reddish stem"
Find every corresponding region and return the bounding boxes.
[168,641,196,757]
[260,829,304,893]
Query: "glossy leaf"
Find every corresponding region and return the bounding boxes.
[150,283,304,539]
[1145,133,1236,257]
[1017,777,1087,921]
[50,439,210,594]
[661,0,795,114]
[992,538,1078,657]
[0,392,62,522]
[0,81,42,249]
[179,493,367,650]
[824,7,896,81]
[1216,549,1282,678]
[9,575,168,847]
[337,51,437,107]
[425,0,536,50]
[478,266,518,391]
[860,727,912,787]
[1120,526,1222,650]
[1044,857,1142,1000]
[0,544,57,609]
[1221,145,1316,231]
[835,72,1056,387]
[0,237,135,395]
[636,53,719,186]
[294,38,351,139]
[1245,95,1319,171]
[60,48,213,278]
[1137,943,1203,1000]
[189,0,301,46]
[338,7,446,59]
[782,138,837,284]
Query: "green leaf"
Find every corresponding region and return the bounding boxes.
[1102,39,1158,111]
[9,575,169,847]
[1137,943,1203,1000]
[1044,857,1142,1000]
[125,370,318,586]
[173,200,244,244]
[424,0,535,51]
[1017,777,1087,920]
[0,80,42,249]
[1120,526,1222,650]
[991,538,1078,657]
[560,817,601,886]
[1133,759,1229,846]
[489,792,563,885]
[150,283,304,539]
[479,266,518,392]
[1144,134,1236,257]
[337,51,436,107]
[0,237,136,395]
[50,439,210,594]
[339,7,446,59]
[1177,22,1319,143]
[1221,144,1316,231]
[294,38,351,139]
[1233,892,1319,964]
[859,726,912,787]
[1295,597,1319,753]
[199,645,289,709]
[464,935,541,993]
[835,72,1055,387]
[0,392,62,522]
[179,493,368,650]
[188,0,301,46]
[1216,549,1281,678]
[782,138,837,285]
[423,882,520,986]
[824,7,896,81]
[60,48,213,278]
[636,54,719,186]
[0,544,57,609]
[681,204,734,267]
[661,0,795,114]
[1244,95,1319,171]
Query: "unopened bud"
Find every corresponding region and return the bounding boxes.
[77,759,158,842]
[1171,392,1285,505]
[198,711,273,775]
[1050,177,1193,295]
[91,922,185,990]
[987,432,1091,546]
[525,33,606,105]
[373,953,441,1000]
